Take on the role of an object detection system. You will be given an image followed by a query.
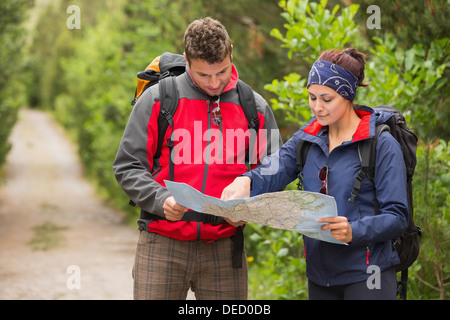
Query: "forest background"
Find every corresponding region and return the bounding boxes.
[1,0,448,299]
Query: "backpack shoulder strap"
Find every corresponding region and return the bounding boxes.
[154,76,178,180]
[296,140,312,190]
[158,76,178,129]
[348,124,390,204]
[236,80,259,131]
[236,80,260,170]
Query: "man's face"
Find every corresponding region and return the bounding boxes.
[186,55,233,97]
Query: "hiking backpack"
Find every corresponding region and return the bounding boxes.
[296,105,421,300]
[131,52,260,180]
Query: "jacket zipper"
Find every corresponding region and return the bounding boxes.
[197,98,214,240]
[353,185,371,266]
[212,96,223,159]
[202,98,213,193]
[366,246,370,265]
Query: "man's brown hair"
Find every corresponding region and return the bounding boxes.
[184,17,232,65]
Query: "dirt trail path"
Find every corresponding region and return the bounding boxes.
[0,108,138,299]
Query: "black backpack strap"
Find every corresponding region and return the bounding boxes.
[230,226,244,268]
[236,80,259,169]
[397,269,408,300]
[348,137,374,203]
[296,140,312,190]
[155,77,178,181]
[348,124,390,205]
[236,80,259,130]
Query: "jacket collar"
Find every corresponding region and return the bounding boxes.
[302,105,376,143]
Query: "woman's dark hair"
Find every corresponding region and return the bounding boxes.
[318,48,368,87]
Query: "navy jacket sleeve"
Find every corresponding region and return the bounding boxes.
[244,130,302,196]
[350,132,409,245]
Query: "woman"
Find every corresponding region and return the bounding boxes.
[221,48,409,300]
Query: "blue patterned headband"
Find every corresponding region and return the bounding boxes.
[307,60,359,101]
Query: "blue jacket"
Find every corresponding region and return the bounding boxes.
[244,106,409,286]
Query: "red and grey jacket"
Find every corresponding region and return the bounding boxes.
[113,65,281,243]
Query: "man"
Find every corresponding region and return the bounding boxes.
[113,17,280,300]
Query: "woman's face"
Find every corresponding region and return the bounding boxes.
[308,84,352,127]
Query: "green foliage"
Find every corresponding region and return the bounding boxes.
[265,73,310,123]
[247,224,307,299]
[271,0,359,62]
[0,0,33,169]
[407,140,450,300]
[358,36,450,141]
[353,0,450,50]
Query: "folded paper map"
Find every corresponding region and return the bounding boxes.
[165,180,346,245]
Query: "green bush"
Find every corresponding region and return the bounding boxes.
[358,36,449,141]
[0,0,31,170]
[246,224,307,299]
[408,140,449,300]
